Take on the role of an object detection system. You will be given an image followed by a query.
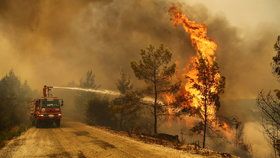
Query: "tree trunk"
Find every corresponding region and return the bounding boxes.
[120,116,123,130]
[120,110,124,130]
[153,57,158,135]
[202,101,207,148]
[202,65,208,148]
[154,81,158,134]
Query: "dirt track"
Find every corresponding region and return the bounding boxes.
[0,120,204,158]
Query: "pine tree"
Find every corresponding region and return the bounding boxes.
[188,56,225,148]
[111,71,142,130]
[75,70,99,120]
[131,44,179,134]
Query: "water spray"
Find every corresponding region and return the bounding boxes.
[53,86,120,96]
[53,86,155,103]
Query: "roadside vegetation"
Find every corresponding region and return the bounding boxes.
[0,71,34,147]
[75,44,252,157]
[130,44,180,134]
[75,44,179,135]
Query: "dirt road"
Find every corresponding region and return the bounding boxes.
[0,120,204,158]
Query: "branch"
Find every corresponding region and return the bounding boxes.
[258,92,280,126]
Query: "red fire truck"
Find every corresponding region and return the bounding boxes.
[30,86,63,128]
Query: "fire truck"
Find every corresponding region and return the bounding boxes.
[30,85,63,128]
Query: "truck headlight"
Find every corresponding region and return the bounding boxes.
[39,114,44,117]
[58,114,62,116]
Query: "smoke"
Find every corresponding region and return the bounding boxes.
[0,0,278,97]
[243,122,274,158]
[0,0,114,89]
[0,0,279,156]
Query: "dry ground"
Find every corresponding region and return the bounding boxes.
[0,120,209,158]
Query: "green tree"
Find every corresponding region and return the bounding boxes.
[75,70,99,120]
[80,70,98,88]
[86,96,113,126]
[117,71,133,94]
[0,71,33,130]
[111,71,143,130]
[76,70,115,127]
[131,44,178,134]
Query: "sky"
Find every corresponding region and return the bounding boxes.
[0,0,279,99]
[187,0,280,29]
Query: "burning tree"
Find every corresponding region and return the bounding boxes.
[257,36,280,157]
[169,6,226,148]
[187,56,225,148]
[131,44,178,134]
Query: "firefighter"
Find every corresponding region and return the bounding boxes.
[43,85,47,97]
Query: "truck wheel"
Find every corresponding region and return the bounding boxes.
[56,119,61,128]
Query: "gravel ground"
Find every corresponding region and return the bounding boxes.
[0,120,207,158]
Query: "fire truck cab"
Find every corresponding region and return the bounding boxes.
[30,86,63,128]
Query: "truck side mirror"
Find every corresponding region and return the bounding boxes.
[61,100,64,106]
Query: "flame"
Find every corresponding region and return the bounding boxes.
[168,5,218,120]
[169,6,217,62]
[168,6,234,140]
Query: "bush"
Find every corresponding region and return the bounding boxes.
[86,96,116,128]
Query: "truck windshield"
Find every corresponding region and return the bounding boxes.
[41,99,60,108]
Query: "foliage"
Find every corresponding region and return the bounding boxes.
[111,71,143,131]
[257,90,280,157]
[116,71,133,94]
[75,70,116,127]
[0,70,33,130]
[272,36,280,79]
[79,70,98,88]
[86,95,114,127]
[131,44,179,134]
[75,70,99,120]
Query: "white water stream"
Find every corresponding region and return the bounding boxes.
[53,86,155,103]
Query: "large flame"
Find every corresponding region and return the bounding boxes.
[167,6,234,140]
[168,5,218,121]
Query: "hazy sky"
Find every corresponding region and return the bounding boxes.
[0,0,279,99]
[187,0,280,29]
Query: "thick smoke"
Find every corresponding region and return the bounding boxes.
[0,0,278,96]
[0,0,279,157]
